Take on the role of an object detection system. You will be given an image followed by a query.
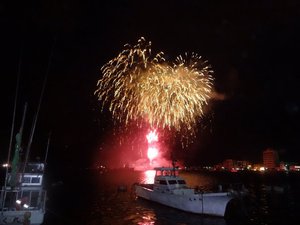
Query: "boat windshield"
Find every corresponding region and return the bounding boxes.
[168,180,177,184]
[177,180,186,184]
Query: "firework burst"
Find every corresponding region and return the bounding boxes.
[95,37,214,137]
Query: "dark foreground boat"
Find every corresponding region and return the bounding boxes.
[1,60,50,224]
[0,162,47,225]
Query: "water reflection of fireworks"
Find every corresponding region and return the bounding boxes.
[142,170,156,184]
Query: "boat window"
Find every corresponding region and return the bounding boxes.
[159,180,168,185]
[163,171,170,176]
[178,180,186,184]
[31,177,41,184]
[168,180,177,184]
[22,177,31,183]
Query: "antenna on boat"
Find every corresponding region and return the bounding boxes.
[43,131,51,171]
[3,47,23,191]
[22,38,56,174]
[1,103,27,211]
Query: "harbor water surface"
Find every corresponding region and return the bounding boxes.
[44,169,300,225]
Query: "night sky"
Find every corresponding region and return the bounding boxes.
[0,0,299,170]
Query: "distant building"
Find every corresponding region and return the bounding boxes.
[223,159,234,170]
[289,164,300,171]
[221,159,251,171]
[263,148,279,170]
[236,160,251,169]
[213,163,224,171]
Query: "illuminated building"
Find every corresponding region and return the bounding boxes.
[263,148,279,170]
[222,159,251,171]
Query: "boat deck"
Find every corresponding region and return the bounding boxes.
[138,183,154,190]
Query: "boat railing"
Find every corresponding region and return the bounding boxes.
[154,167,179,177]
[21,163,45,174]
[0,188,46,211]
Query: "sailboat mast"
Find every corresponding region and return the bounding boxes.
[1,103,27,210]
[22,69,47,174]
[44,132,51,167]
[4,48,22,189]
[22,38,55,173]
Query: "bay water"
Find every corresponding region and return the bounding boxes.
[44,169,300,225]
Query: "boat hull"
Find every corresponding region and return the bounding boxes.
[135,185,233,217]
[0,210,45,225]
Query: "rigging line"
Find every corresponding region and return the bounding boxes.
[3,47,23,193]
[1,103,28,211]
[23,37,57,173]
[5,5,28,167]
[6,48,23,165]
[44,131,52,171]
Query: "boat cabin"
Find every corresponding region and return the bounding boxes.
[153,167,193,194]
[1,163,46,211]
[7,163,44,187]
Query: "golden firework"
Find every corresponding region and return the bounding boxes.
[95,37,214,134]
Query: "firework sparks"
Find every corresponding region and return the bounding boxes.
[95,37,214,135]
[146,130,158,143]
[146,130,159,165]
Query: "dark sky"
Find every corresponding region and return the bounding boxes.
[0,0,299,169]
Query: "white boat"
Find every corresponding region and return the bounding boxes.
[134,167,235,217]
[0,163,47,225]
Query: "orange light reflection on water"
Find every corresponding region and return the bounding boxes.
[141,170,156,184]
[138,215,155,225]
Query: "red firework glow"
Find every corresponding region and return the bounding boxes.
[146,130,158,165]
[147,147,158,162]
